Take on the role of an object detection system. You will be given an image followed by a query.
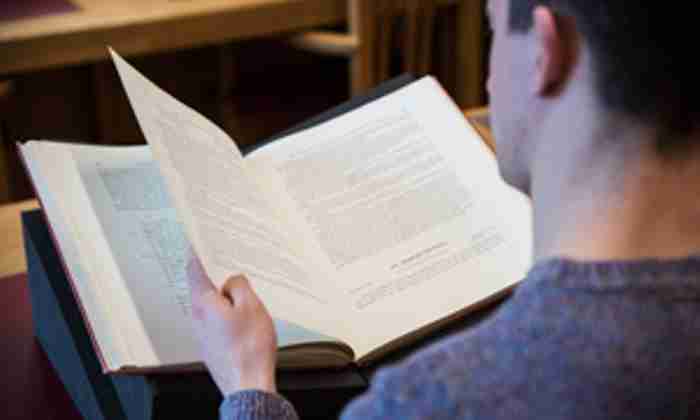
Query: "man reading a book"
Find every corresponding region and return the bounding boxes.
[188,0,700,418]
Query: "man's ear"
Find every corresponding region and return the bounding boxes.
[532,6,566,95]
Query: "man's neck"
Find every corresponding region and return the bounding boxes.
[530,107,700,263]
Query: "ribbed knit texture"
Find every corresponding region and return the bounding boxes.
[221,257,700,419]
[219,390,298,419]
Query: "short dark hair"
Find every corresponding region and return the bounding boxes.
[508,1,697,152]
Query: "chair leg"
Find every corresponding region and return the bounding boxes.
[0,82,14,202]
[375,0,398,84]
[403,0,420,75]
[92,62,118,144]
[455,0,486,108]
[349,0,377,96]
[216,43,244,138]
[0,123,10,203]
[435,6,457,94]
[417,1,437,76]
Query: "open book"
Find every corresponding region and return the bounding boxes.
[19,50,532,374]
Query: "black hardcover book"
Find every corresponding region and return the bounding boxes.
[23,76,417,420]
[25,207,369,420]
[23,69,513,419]
[24,200,503,420]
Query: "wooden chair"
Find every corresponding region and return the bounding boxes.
[214,0,486,135]
[287,0,440,96]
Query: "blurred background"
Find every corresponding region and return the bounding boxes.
[0,0,489,204]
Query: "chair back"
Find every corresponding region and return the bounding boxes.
[352,0,438,85]
[289,0,440,94]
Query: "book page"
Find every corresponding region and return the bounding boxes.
[76,145,349,366]
[110,50,343,337]
[248,77,533,359]
[25,142,350,369]
[20,142,129,372]
[75,146,199,366]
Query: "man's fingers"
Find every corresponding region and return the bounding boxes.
[186,251,217,301]
[221,275,255,307]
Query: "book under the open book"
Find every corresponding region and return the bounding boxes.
[19,50,533,374]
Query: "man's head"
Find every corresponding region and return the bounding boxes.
[487,0,699,195]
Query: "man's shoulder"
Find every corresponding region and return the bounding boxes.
[342,311,524,419]
[374,313,516,398]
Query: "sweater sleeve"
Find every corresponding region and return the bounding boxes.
[220,390,300,420]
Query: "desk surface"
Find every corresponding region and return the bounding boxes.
[0,0,345,75]
[0,199,39,277]
[0,273,83,420]
[0,0,463,76]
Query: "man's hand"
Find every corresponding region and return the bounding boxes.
[186,254,278,396]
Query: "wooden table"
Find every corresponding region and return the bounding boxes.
[0,0,484,106]
[0,0,337,76]
[0,273,83,420]
[0,199,39,278]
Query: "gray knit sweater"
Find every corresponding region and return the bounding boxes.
[220,257,700,419]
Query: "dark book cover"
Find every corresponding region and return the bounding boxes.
[24,209,127,420]
[25,209,369,419]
